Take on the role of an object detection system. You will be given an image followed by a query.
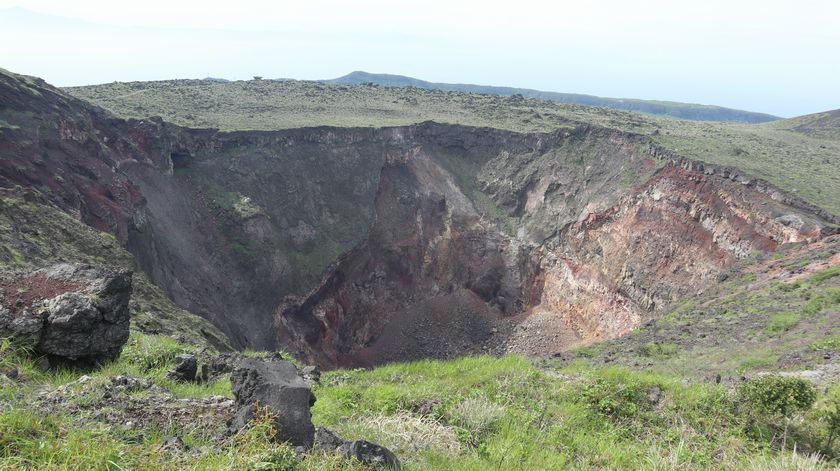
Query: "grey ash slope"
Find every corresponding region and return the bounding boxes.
[324,71,781,123]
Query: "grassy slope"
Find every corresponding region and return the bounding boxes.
[0,193,231,351]
[325,71,781,123]
[2,334,837,470]
[65,79,840,216]
[561,235,840,381]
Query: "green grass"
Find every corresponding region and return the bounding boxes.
[812,336,840,352]
[3,335,839,469]
[0,401,360,470]
[562,236,840,379]
[809,266,840,285]
[737,350,781,373]
[311,356,836,469]
[766,312,800,335]
[639,342,679,359]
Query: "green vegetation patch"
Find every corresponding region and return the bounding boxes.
[812,335,840,352]
[809,266,840,286]
[765,312,800,335]
[639,342,679,359]
[2,338,840,469]
[312,356,836,469]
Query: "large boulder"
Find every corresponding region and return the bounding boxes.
[228,358,316,448]
[0,263,132,364]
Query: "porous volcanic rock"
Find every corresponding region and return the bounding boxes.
[0,263,132,365]
[314,427,401,470]
[166,354,198,382]
[228,358,316,448]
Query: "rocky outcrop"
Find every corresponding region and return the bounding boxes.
[501,161,837,355]
[558,164,830,309]
[314,427,401,470]
[228,358,316,448]
[0,263,132,364]
[275,145,533,367]
[166,354,198,382]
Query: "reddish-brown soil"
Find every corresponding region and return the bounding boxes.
[0,272,83,317]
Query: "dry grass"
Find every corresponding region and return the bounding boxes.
[747,449,832,471]
[349,411,462,458]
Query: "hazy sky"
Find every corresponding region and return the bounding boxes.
[1,0,838,117]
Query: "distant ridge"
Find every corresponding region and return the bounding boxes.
[770,108,840,139]
[324,71,780,123]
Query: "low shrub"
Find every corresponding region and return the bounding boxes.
[737,375,816,419]
[737,374,817,448]
[580,375,655,421]
[639,342,678,359]
[119,333,190,371]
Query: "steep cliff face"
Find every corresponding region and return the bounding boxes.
[560,164,826,311]
[275,127,837,367]
[276,144,534,367]
[122,128,392,347]
[2,70,837,366]
[274,126,663,367]
[503,162,832,356]
[0,72,149,242]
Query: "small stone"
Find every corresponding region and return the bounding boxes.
[111,375,151,391]
[159,436,189,453]
[411,398,439,417]
[301,365,321,384]
[314,427,348,452]
[648,386,663,404]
